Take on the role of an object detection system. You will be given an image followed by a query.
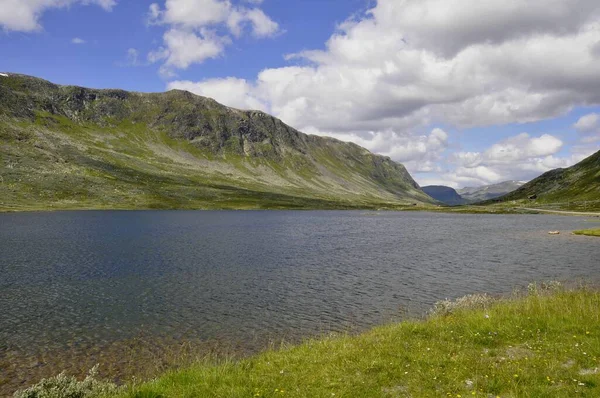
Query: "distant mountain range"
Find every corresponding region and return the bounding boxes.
[458,181,526,203]
[0,73,434,211]
[490,150,600,209]
[421,186,466,206]
[423,180,526,206]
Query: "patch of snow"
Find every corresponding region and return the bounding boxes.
[0,73,8,77]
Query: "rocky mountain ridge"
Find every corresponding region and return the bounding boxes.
[0,73,433,210]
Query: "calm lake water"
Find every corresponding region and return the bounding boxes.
[1,210,599,393]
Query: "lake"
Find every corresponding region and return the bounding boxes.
[1,210,599,393]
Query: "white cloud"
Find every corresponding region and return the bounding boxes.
[372,0,600,57]
[150,28,228,70]
[0,0,117,32]
[71,37,86,44]
[166,0,600,186]
[228,8,279,38]
[167,77,268,111]
[155,0,230,28]
[148,0,279,74]
[484,133,564,163]
[574,113,600,132]
[440,133,575,186]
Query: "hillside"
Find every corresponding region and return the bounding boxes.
[0,73,433,211]
[458,180,525,203]
[421,185,466,206]
[488,151,600,210]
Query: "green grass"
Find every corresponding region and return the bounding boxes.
[573,229,600,237]
[114,287,600,398]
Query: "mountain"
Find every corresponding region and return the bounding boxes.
[0,73,434,211]
[457,180,525,203]
[488,151,600,209]
[421,186,467,206]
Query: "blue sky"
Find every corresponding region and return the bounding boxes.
[2,0,600,188]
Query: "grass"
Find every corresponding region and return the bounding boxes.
[104,286,600,398]
[573,229,600,237]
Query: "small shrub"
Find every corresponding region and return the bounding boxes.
[430,293,495,316]
[527,280,563,296]
[13,365,119,398]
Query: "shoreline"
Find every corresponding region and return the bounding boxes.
[1,205,593,216]
[13,283,600,397]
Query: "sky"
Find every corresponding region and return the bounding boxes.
[1,0,600,189]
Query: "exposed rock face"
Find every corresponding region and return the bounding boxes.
[0,73,434,210]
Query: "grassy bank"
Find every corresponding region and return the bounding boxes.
[22,286,599,397]
[573,229,600,237]
[117,287,599,397]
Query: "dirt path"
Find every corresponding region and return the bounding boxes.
[521,208,600,216]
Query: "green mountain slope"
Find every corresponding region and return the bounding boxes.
[0,73,433,211]
[421,185,466,206]
[488,151,600,210]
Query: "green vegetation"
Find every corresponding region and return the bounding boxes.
[0,74,434,211]
[573,229,600,237]
[26,285,590,398]
[483,150,600,211]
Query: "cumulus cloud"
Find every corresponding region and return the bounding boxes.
[149,28,229,70]
[373,0,600,57]
[166,0,600,186]
[439,133,578,186]
[0,0,117,32]
[179,0,600,131]
[574,113,600,132]
[147,0,279,75]
[484,133,564,163]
